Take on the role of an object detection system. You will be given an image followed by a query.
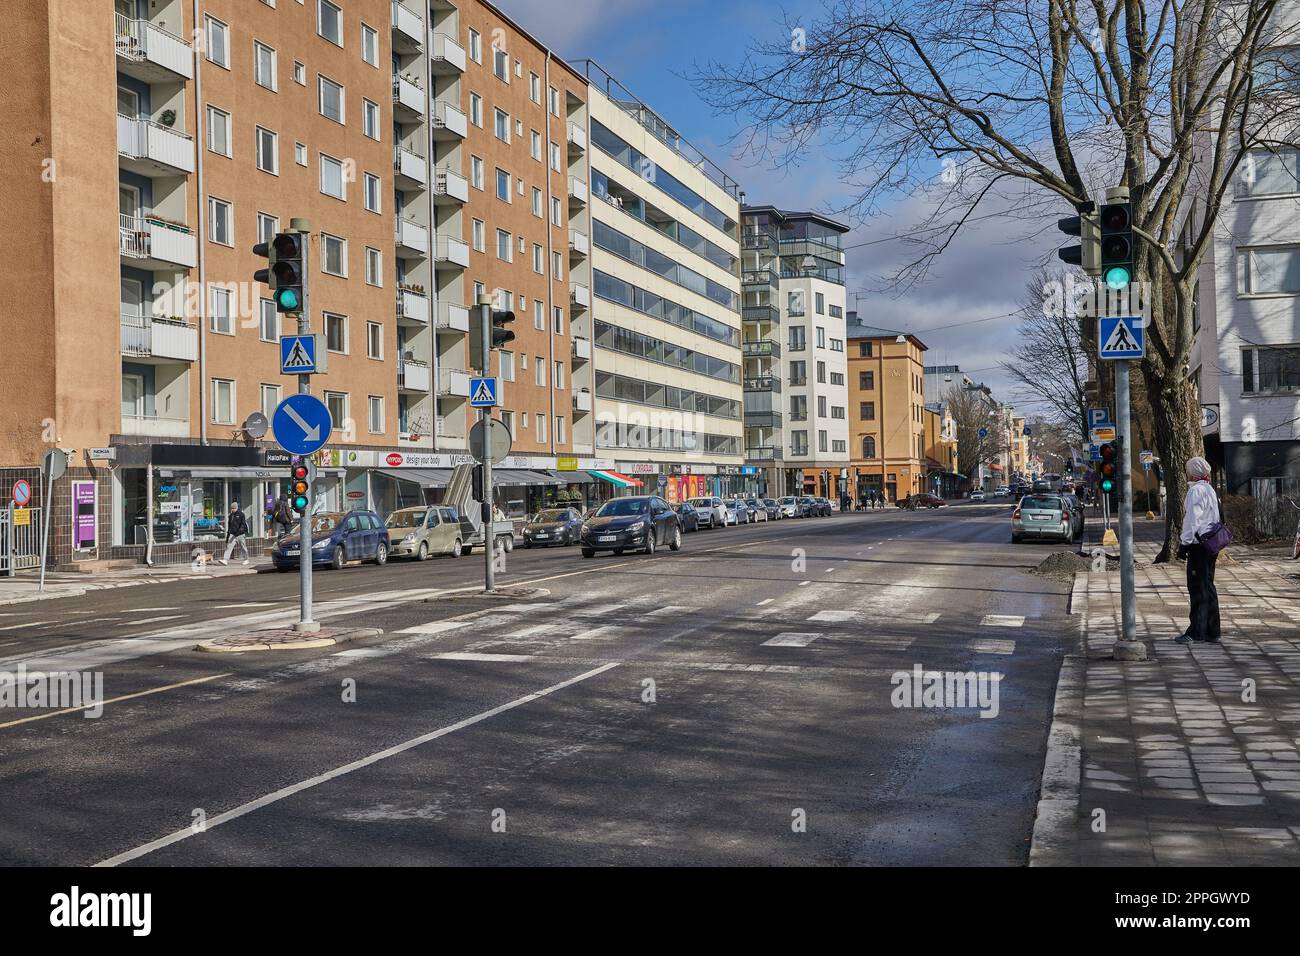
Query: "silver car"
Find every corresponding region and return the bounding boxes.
[1011,494,1084,543]
[687,496,727,530]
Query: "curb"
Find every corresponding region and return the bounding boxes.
[196,626,383,653]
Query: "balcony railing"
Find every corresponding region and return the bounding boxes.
[742,268,779,289]
[394,219,429,257]
[394,145,427,186]
[114,15,193,79]
[572,336,591,361]
[433,101,468,139]
[392,75,427,116]
[743,339,780,359]
[567,122,587,152]
[743,305,781,326]
[745,446,782,461]
[434,236,469,269]
[391,1,424,50]
[569,229,589,257]
[744,376,782,394]
[438,368,471,397]
[117,115,194,174]
[437,302,470,333]
[120,316,199,362]
[742,230,778,252]
[571,284,590,309]
[398,358,431,392]
[119,214,198,268]
[434,168,469,203]
[121,412,190,439]
[430,32,466,73]
[396,287,429,324]
[572,391,593,413]
[568,176,588,204]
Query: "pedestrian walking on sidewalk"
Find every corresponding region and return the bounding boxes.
[1174,456,1221,645]
[273,493,294,539]
[219,502,251,566]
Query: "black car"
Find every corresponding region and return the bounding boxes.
[522,507,584,547]
[674,501,700,532]
[580,495,682,557]
[796,496,817,517]
[813,496,833,516]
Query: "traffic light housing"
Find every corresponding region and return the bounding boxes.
[290,459,316,513]
[469,309,518,372]
[1098,439,1121,498]
[254,232,307,313]
[1098,200,1133,290]
[1057,205,1100,276]
[491,309,516,349]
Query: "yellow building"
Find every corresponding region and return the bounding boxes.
[846,320,928,503]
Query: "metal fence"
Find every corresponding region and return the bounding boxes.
[1251,477,1300,538]
[0,506,43,575]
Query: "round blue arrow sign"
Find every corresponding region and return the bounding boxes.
[272,394,333,456]
[978,427,989,439]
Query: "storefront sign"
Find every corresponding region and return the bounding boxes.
[557,456,579,471]
[72,481,97,552]
[87,447,117,460]
[347,490,366,499]
[624,463,660,475]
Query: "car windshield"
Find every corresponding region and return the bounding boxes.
[764,499,777,506]
[385,511,423,529]
[311,514,341,533]
[598,498,648,517]
[688,498,712,507]
[533,510,569,523]
[779,497,796,504]
[1021,496,1063,510]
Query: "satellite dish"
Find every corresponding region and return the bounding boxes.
[243,412,270,439]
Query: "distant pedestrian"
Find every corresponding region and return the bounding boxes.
[273,493,294,539]
[219,502,251,566]
[1174,456,1221,645]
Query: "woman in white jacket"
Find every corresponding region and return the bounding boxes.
[1174,457,1221,645]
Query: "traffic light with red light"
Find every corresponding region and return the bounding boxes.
[290,459,316,512]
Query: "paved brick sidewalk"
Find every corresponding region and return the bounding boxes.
[1032,521,1300,865]
[0,560,272,605]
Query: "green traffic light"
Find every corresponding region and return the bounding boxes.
[276,288,301,310]
[1104,266,1131,289]
[1100,479,1114,493]
[293,495,308,509]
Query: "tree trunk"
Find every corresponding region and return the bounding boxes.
[1141,365,1204,562]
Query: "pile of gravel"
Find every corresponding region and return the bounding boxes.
[1026,551,1093,580]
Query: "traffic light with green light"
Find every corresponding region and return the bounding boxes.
[1098,440,1121,498]
[290,459,315,512]
[1098,201,1133,290]
[254,232,308,313]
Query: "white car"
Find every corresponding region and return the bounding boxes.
[777,496,801,518]
[687,496,727,530]
[970,490,986,501]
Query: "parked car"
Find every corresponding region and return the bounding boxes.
[743,497,770,521]
[687,496,727,530]
[580,495,682,557]
[522,507,585,547]
[777,496,802,519]
[907,493,947,509]
[674,501,700,532]
[969,490,986,501]
[724,499,748,525]
[273,510,388,571]
[812,496,833,516]
[1011,494,1084,543]
[385,505,465,560]
[796,496,817,517]
[760,498,782,520]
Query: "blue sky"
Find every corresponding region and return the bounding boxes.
[496,0,1048,409]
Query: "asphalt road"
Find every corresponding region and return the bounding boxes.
[0,501,1074,866]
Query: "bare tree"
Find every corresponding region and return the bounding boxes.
[696,0,1295,559]
[946,384,1003,483]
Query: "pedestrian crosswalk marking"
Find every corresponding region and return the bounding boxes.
[432,652,537,662]
[968,639,1017,655]
[762,632,822,647]
[809,610,855,623]
[114,615,184,627]
[980,614,1025,628]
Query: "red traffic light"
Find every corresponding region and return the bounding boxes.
[1099,204,1129,231]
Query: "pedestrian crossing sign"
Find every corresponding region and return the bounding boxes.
[1098,316,1144,360]
[280,334,325,374]
[469,376,498,407]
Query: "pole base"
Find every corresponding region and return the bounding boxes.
[1113,640,1148,661]
[292,620,321,634]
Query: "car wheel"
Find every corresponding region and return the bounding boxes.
[614,549,624,556]
[1011,534,1022,544]
[669,526,682,551]
[375,542,388,566]
[503,536,514,553]
[416,541,429,562]
[582,547,595,558]
[331,546,345,570]
[644,532,656,556]
[524,540,532,549]
[459,543,473,556]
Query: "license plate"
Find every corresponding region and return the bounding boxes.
[1028,513,1051,521]
[599,535,617,542]
[535,533,548,538]
[284,549,299,556]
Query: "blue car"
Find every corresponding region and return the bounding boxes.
[272,510,390,570]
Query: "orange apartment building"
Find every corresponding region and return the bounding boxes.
[0,0,607,567]
[845,319,930,504]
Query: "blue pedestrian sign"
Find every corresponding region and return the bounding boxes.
[280,335,318,374]
[469,377,499,407]
[1099,316,1145,360]
[272,394,333,455]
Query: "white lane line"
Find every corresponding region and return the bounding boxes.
[918,612,941,624]
[512,622,564,639]
[756,598,774,606]
[808,609,855,623]
[824,567,836,573]
[114,615,184,628]
[212,603,279,609]
[646,605,691,617]
[762,632,823,647]
[330,648,388,658]
[798,580,811,587]
[0,621,54,631]
[968,639,1016,655]
[125,607,180,613]
[94,660,620,867]
[570,625,616,642]
[431,652,537,662]
[980,614,1025,628]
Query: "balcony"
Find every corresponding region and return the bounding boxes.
[567,122,587,153]
[119,215,197,269]
[432,100,468,140]
[571,283,590,310]
[434,168,469,205]
[398,359,432,393]
[396,287,429,325]
[437,302,470,333]
[430,32,466,74]
[568,176,589,205]
[742,268,779,290]
[392,75,427,121]
[391,1,424,54]
[745,445,782,461]
[439,368,471,397]
[117,116,194,176]
[114,15,193,81]
[120,317,198,363]
[393,146,427,189]
[745,409,783,429]
[743,305,781,326]
[572,336,591,362]
[394,219,429,258]
[743,339,781,359]
[744,375,782,394]
[121,412,190,439]
[569,229,589,258]
[434,236,470,270]
[572,390,593,414]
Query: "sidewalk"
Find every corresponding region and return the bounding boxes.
[0,560,273,606]
[1032,519,1300,865]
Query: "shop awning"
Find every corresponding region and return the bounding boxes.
[536,469,597,484]
[588,469,643,488]
[492,468,556,486]
[375,468,453,488]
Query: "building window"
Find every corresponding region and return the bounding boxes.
[817,395,827,418]
[532,187,543,217]
[815,292,825,315]
[550,141,561,172]
[255,126,278,174]
[259,299,278,341]
[500,409,515,436]
[1238,246,1300,295]
[320,153,345,199]
[493,46,509,82]
[530,72,541,103]
[208,196,233,245]
[210,286,233,334]
[467,28,481,64]
[321,233,347,276]
[788,326,806,351]
[831,406,845,419]
[553,251,563,279]
[367,396,383,434]
[318,75,344,123]
[256,212,278,244]
[469,92,483,126]
[364,172,381,212]
[260,384,281,420]
[361,23,378,66]
[549,86,560,116]
[791,430,809,457]
[788,290,806,316]
[858,340,874,357]
[789,361,807,386]
[830,338,844,352]
[536,414,547,443]
[551,196,562,225]
[553,307,564,336]
[367,321,382,359]
[212,379,235,424]
[494,108,510,142]
[500,350,515,382]
[206,105,231,157]
[859,401,876,420]
[819,430,828,453]
[496,229,512,262]
[535,358,546,387]
[862,435,877,458]
[324,312,347,353]
[293,60,306,85]
[363,99,379,139]
[1236,147,1300,198]
[555,416,565,444]
[859,370,874,390]
[205,16,230,68]
[471,218,485,252]
[295,142,307,166]
[254,41,277,90]
[325,392,348,431]
[531,243,544,274]
[365,246,382,286]
[317,0,342,46]
[1242,345,1300,394]
[830,372,844,386]
[533,300,544,330]
[495,168,511,202]
[816,326,826,348]
[554,361,565,389]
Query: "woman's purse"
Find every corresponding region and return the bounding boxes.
[1197,521,1234,557]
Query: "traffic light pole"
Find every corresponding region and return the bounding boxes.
[292,218,317,633]
[478,294,495,594]
[1113,359,1144,659]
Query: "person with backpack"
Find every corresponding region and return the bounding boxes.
[219,501,251,566]
[1174,456,1225,645]
[273,493,294,539]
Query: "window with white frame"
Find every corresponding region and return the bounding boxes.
[318,75,344,123]
[550,141,561,172]
[1242,344,1300,394]
[493,45,508,81]
[549,86,559,116]
[256,211,278,243]
[365,246,382,286]
[1236,148,1300,198]
[364,172,381,212]
[205,16,230,68]
[293,60,306,85]
[255,126,278,174]
[469,92,483,126]
[494,108,510,143]
[530,72,541,103]
[532,243,544,274]
[535,357,546,387]
[1238,246,1300,295]
[471,156,484,189]
[320,154,345,199]
[551,196,562,225]
[325,391,348,431]
[254,41,276,90]
[259,298,278,341]
[321,233,347,276]
[552,251,563,280]
[367,321,383,359]
[499,350,515,382]
[536,414,547,443]
[553,306,564,336]
[531,129,542,161]
[496,229,512,262]
[367,395,383,434]
[206,105,231,156]
[260,384,281,420]
[212,379,235,424]
[210,286,233,334]
[361,23,378,66]
[317,0,342,45]
[532,299,544,330]
[471,218,485,252]
[495,168,511,202]
[324,312,347,353]
[531,187,542,217]
[363,99,379,139]
[468,28,482,63]
[208,196,232,245]
[553,361,565,390]
[500,409,515,437]
[295,142,307,166]
[555,416,565,445]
